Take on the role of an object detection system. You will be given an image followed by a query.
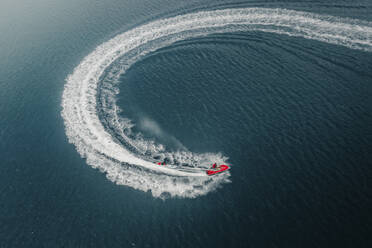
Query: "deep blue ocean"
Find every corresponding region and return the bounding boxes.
[1,0,372,247]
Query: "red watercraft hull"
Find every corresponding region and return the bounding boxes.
[206,165,229,175]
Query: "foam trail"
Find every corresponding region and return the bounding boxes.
[61,8,372,198]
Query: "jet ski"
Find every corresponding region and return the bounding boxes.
[206,163,229,175]
[155,160,229,175]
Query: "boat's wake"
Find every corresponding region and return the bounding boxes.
[61,8,372,198]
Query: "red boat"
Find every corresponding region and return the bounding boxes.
[206,164,229,175]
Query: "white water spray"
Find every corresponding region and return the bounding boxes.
[61,8,372,198]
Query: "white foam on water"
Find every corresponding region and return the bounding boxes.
[61,8,372,198]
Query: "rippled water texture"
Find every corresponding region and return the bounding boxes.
[2,1,372,247]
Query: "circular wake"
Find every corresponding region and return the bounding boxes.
[61,8,372,198]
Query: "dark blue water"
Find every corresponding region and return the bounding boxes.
[1,1,372,247]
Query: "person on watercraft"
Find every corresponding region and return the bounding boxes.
[162,157,170,165]
[206,163,229,175]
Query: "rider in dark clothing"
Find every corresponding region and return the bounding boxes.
[162,157,170,165]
